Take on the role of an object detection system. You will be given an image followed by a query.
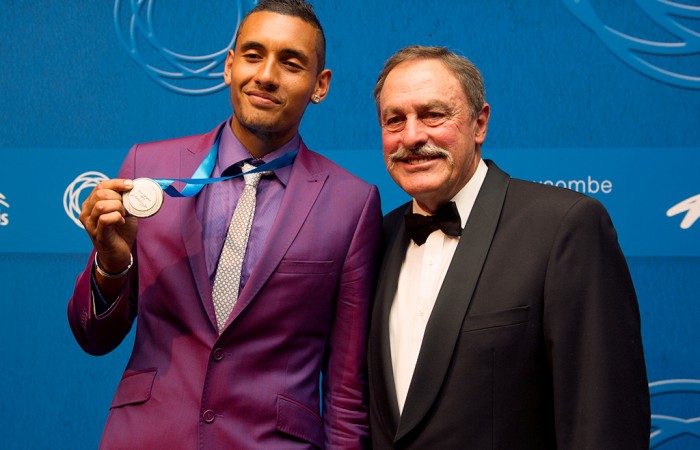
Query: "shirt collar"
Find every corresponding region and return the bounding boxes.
[218,118,298,186]
[412,158,488,229]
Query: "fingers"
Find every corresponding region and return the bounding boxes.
[79,179,137,254]
[79,180,130,228]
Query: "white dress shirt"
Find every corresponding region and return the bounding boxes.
[389,159,488,414]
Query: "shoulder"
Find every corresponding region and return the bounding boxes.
[508,177,603,211]
[299,145,374,190]
[503,178,613,233]
[119,123,224,178]
[484,160,593,212]
[132,125,221,153]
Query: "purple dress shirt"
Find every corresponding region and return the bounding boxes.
[197,119,297,292]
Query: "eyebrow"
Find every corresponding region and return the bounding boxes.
[239,41,311,67]
[380,106,403,119]
[419,100,451,112]
[381,100,451,118]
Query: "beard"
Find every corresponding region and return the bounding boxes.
[233,107,283,136]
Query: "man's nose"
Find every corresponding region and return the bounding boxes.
[402,117,429,150]
[255,59,278,89]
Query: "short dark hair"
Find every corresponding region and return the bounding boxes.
[236,0,327,73]
[374,46,485,118]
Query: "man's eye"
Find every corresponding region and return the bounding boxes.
[283,61,303,70]
[243,53,262,60]
[383,117,405,131]
[423,112,447,125]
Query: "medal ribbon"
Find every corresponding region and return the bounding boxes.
[152,129,298,198]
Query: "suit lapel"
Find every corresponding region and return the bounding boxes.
[395,161,511,442]
[369,204,411,433]
[223,144,327,327]
[181,122,227,331]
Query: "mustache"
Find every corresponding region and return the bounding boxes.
[386,144,453,169]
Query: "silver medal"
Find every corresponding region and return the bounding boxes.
[122,178,164,218]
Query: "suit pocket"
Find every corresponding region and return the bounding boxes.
[110,368,157,409]
[276,395,323,449]
[461,306,529,333]
[276,260,334,274]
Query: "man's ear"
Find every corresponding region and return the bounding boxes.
[474,103,490,144]
[311,69,332,102]
[223,50,235,86]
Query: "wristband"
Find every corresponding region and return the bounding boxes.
[94,252,133,279]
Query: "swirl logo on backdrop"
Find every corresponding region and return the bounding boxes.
[667,194,700,229]
[561,0,700,89]
[649,379,700,448]
[114,0,258,95]
[64,172,109,229]
[0,193,9,226]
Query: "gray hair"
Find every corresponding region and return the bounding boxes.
[374,46,485,118]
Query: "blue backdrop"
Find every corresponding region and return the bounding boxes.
[1,1,698,448]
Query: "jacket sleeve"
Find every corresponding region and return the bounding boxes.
[321,184,382,449]
[544,196,650,449]
[66,145,139,356]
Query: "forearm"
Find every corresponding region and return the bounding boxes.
[67,251,137,356]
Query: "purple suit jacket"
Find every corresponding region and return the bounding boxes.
[68,122,382,449]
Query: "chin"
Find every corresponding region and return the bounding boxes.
[394,173,443,193]
[238,115,280,133]
[402,183,445,201]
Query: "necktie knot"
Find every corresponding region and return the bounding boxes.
[241,163,263,187]
[404,201,462,246]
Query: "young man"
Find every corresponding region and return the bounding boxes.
[368,46,650,449]
[68,1,381,448]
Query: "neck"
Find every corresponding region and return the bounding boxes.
[414,199,444,215]
[230,121,297,159]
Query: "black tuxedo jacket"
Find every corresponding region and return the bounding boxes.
[368,160,649,449]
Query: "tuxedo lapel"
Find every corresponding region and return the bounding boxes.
[395,161,510,442]
[181,123,227,331]
[369,203,411,433]
[224,144,327,327]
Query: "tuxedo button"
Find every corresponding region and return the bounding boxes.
[202,410,216,423]
[212,348,224,361]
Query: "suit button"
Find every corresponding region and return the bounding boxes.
[202,409,216,423]
[212,348,224,361]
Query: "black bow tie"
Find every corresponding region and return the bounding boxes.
[404,201,462,246]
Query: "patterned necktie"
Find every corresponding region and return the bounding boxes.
[404,201,462,245]
[212,163,263,333]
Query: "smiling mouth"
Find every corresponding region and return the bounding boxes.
[402,156,440,165]
[387,155,443,171]
[246,90,282,105]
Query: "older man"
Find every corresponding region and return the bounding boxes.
[368,45,649,449]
